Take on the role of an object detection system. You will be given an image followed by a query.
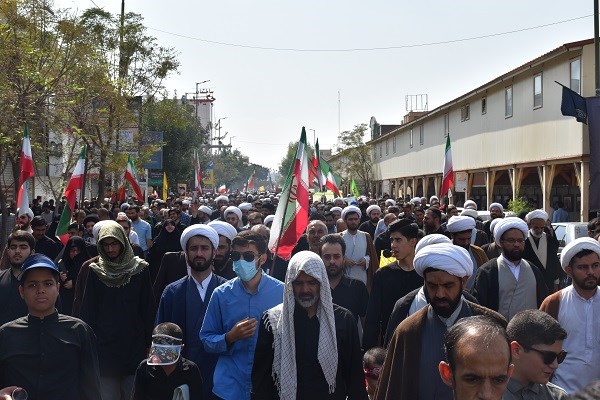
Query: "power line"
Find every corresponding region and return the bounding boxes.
[147,15,591,53]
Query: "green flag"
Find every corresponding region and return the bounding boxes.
[350,179,360,197]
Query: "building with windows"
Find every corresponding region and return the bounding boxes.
[369,39,593,221]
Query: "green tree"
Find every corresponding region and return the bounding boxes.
[335,123,372,194]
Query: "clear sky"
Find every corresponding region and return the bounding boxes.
[56,0,593,171]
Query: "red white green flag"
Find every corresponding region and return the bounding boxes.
[319,158,340,197]
[124,155,143,200]
[247,169,256,190]
[441,133,454,197]
[268,127,310,260]
[218,184,227,193]
[17,123,35,214]
[56,145,86,245]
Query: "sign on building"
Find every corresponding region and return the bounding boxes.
[455,172,468,192]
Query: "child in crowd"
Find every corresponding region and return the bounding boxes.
[363,347,386,399]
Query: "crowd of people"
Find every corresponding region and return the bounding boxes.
[0,191,599,400]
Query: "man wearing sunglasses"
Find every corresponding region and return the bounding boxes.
[200,230,283,400]
[504,309,568,399]
[540,237,600,394]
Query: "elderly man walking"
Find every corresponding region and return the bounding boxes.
[252,251,367,400]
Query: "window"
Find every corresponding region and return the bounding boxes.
[443,113,449,137]
[385,139,389,156]
[460,104,470,122]
[481,97,487,114]
[505,86,513,118]
[372,147,377,160]
[533,73,543,109]
[393,136,396,153]
[570,58,581,94]
[379,144,382,158]
[419,125,424,145]
[410,129,413,148]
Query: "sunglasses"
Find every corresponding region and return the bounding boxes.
[527,347,567,365]
[230,251,258,262]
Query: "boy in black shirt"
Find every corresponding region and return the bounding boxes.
[133,322,203,400]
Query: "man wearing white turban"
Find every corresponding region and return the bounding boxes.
[207,220,238,280]
[446,216,489,290]
[340,206,378,292]
[474,218,549,321]
[224,206,243,230]
[359,205,381,239]
[540,237,600,394]
[483,202,505,240]
[375,243,506,400]
[155,224,227,398]
[251,251,368,399]
[522,209,562,293]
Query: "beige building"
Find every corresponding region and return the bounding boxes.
[369,39,594,221]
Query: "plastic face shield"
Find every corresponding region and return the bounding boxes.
[147,334,183,366]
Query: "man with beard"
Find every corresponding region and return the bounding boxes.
[483,202,505,241]
[208,220,238,279]
[413,207,425,229]
[446,216,488,291]
[155,224,227,399]
[522,209,562,293]
[16,208,34,233]
[374,243,506,400]
[324,211,337,234]
[200,231,283,399]
[126,205,153,256]
[540,237,600,394]
[359,205,381,239]
[0,231,35,325]
[320,234,369,325]
[339,206,378,292]
[363,219,423,350]
[423,207,444,235]
[306,220,328,254]
[251,251,368,400]
[474,218,548,321]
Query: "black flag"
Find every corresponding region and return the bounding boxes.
[561,85,588,124]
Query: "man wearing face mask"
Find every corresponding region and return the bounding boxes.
[200,230,284,400]
[155,224,226,399]
[522,209,562,293]
[207,220,238,280]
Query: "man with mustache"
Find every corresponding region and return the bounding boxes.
[155,224,226,399]
[474,218,548,321]
[540,237,600,394]
[374,242,506,400]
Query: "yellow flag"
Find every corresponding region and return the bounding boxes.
[163,172,168,200]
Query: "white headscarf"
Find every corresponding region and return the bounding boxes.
[366,205,381,215]
[239,202,253,211]
[198,206,212,216]
[414,243,472,278]
[560,237,600,270]
[463,200,477,210]
[214,195,229,203]
[264,215,275,225]
[266,251,337,399]
[207,220,237,241]
[385,199,396,206]
[460,209,478,219]
[330,206,343,214]
[525,209,549,223]
[429,195,439,204]
[494,217,528,245]
[488,202,504,212]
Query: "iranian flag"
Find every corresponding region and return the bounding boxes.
[268,127,310,260]
[194,150,203,195]
[17,123,35,214]
[218,184,227,193]
[320,158,340,196]
[124,155,143,200]
[56,146,86,245]
[441,133,454,197]
[247,169,256,190]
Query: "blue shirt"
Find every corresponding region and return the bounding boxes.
[200,272,284,399]
[131,218,152,252]
[552,208,569,223]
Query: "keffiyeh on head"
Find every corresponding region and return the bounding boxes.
[341,205,361,220]
[525,209,548,223]
[180,224,219,250]
[446,216,476,233]
[266,251,338,399]
[560,237,600,270]
[414,243,472,278]
[494,217,528,245]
